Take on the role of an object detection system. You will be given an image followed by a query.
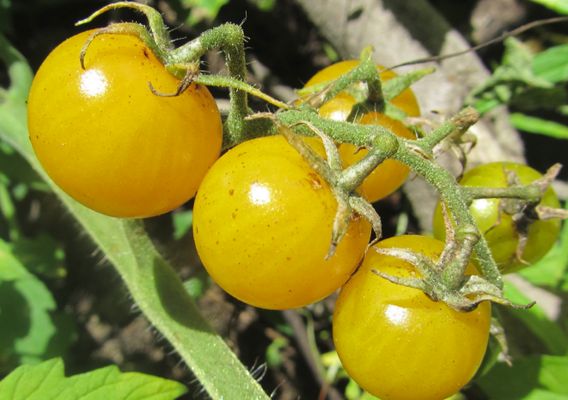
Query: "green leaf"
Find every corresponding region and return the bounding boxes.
[529,0,568,14]
[0,358,188,400]
[0,142,47,191]
[382,68,435,104]
[467,37,553,114]
[520,203,568,288]
[248,0,276,11]
[504,281,568,355]
[172,209,193,240]
[510,113,568,139]
[510,86,567,111]
[0,239,74,370]
[182,271,209,299]
[533,44,568,83]
[10,235,67,279]
[182,0,229,24]
[477,355,568,399]
[0,37,268,399]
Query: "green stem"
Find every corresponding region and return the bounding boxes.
[417,107,479,152]
[277,107,502,289]
[195,74,289,110]
[338,132,398,192]
[277,109,391,146]
[392,145,503,288]
[464,185,543,203]
[321,58,380,106]
[76,2,172,51]
[171,23,249,146]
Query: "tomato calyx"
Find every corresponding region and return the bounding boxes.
[372,244,534,312]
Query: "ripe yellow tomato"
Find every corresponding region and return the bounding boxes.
[303,60,419,202]
[193,135,371,310]
[333,235,491,400]
[27,30,222,217]
[433,162,561,273]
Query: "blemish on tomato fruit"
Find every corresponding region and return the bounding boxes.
[142,48,149,58]
[307,172,323,190]
[229,189,234,196]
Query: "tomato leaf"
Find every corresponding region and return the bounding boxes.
[249,0,276,12]
[533,44,568,83]
[477,355,568,399]
[528,0,568,14]
[0,142,47,193]
[503,281,568,355]
[10,235,66,279]
[181,0,229,24]
[520,202,568,289]
[172,209,193,240]
[0,239,75,372]
[0,358,187,400]
[467,38,555,114]
[511,113,568,139]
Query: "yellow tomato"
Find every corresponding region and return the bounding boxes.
[193,135,371,309]
[333,235,491,400]
[27,30,222,217]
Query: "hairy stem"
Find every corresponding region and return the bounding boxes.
[171,23,249,146]
[393,145,503,288]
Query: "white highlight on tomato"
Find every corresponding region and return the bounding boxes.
[80,69,108,97]
[248,182,271,205]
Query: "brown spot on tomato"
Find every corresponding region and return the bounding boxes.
[229,189,234,196]
[307,172,323,190]
[142,48,149,58]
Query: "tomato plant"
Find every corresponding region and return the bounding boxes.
[433,162,561,273]
[303,60,419,202]
[27,30,223,218]
[333,235,491,400]
[192,135,371,310]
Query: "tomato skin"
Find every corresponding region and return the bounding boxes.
[193,135,371,310]
[303,60,419,202]
[27,30,222,217]
[333,235,491,400]
[433,162,561,273]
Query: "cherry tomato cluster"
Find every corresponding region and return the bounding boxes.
[27,29,563,400]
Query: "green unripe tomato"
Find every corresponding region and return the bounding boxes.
[433,162,561,273]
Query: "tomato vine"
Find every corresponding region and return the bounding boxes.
[22,2,568,399]
[37,0,567,311]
